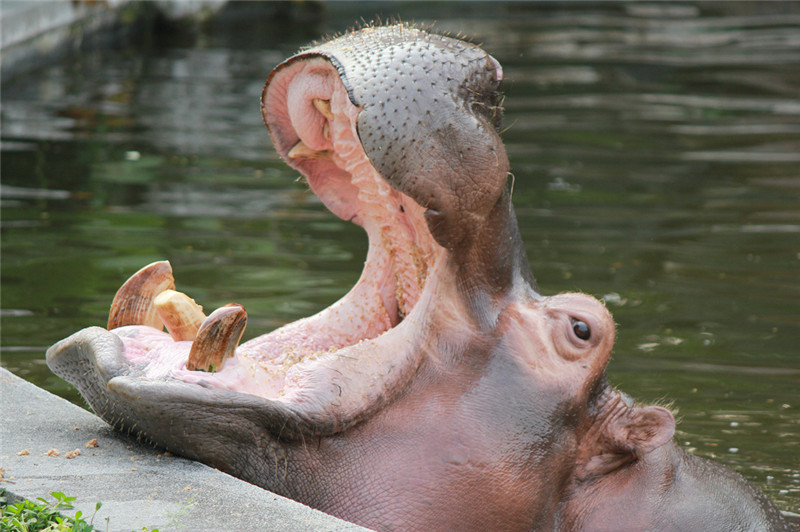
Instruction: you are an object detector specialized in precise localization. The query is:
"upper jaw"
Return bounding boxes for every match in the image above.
[263,26,534,300]
[263,51,447,323]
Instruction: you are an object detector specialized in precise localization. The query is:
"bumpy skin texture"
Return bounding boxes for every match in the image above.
[299,26,510,252]
[47,25,791,532]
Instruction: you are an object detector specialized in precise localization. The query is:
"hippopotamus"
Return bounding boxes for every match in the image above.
[47,24,792,531]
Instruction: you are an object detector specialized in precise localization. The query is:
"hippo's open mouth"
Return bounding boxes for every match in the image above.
[69,61,447,411]
[48,23,515,439]
[49,20,522,435]
[48,26,512,429]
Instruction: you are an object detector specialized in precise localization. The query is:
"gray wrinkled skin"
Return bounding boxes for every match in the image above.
[321,26,505,222]
[48,25,792,532]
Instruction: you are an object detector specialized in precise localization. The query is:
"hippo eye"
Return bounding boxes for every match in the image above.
[570,318,591,341]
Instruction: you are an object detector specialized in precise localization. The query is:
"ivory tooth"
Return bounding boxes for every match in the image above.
[322,121,330,140]
[287,140,332,161]
[187,304,247,372]
[312,98,334,121]
[108,261,175,330]
[154,290,206,341]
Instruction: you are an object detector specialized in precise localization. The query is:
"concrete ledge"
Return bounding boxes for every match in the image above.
[0,0,227,80]
[1,0,128,80]
[0,368,369,531]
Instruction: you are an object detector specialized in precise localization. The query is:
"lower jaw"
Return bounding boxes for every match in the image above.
[113,239,445,401]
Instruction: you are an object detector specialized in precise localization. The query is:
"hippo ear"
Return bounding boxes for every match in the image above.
[579,405,675,479]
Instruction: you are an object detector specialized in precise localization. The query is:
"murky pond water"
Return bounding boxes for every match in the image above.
[2,1,798,512]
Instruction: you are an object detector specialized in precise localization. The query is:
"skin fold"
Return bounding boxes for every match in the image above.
[47,24,792,532]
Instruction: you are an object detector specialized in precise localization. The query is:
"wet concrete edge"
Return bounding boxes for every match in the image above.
[0,368,370,531]
[0,0,225,81]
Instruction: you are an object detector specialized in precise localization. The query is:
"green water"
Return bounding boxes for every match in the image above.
[2,1,798,512]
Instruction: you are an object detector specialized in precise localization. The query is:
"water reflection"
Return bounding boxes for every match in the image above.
[1,1,798,511]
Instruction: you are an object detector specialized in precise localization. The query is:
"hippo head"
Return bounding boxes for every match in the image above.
[48,25,787,532]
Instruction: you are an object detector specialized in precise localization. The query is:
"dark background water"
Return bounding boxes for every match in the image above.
[2,1,798,512]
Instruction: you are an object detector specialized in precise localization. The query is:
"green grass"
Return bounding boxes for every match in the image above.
[0,490,106,532]
[0,490,159,532]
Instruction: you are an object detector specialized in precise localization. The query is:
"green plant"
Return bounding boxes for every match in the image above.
[0,489,101,532]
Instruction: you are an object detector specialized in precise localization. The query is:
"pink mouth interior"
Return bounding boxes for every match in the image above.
[113,58,443,401]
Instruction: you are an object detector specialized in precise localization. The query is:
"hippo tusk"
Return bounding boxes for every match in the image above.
[186,304,247,372]
[312,98,334,121]
[287,140,332,161]
[154,289,206,341]
[108,261,175,330]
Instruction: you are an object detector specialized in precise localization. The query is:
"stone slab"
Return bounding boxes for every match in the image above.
[0,368,369,531]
